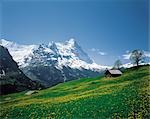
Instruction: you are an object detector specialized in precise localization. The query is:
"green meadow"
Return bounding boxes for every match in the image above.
[0,65,149,119]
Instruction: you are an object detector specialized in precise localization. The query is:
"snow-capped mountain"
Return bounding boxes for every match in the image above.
[0,39,107,87]
[0,39,37,67]
[122,62,150,68]
[0,39,107,70]
[0,45,43,94]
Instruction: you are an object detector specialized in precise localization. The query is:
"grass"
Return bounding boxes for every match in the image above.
[0,65,149,119]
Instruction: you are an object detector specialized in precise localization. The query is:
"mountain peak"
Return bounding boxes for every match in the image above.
[68,38,76,43]
[66,38,77,46]
[0,39,102,68]
[0,39,14,46]
[48,41,54,47]
[0,39,21,50]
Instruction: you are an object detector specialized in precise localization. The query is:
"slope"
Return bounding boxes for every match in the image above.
[0,46,43,95]
[0,65,149,118]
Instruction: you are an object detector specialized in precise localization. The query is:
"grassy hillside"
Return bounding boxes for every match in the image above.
[0,65,149,119]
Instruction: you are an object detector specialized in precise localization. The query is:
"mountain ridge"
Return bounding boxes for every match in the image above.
[0,45,43,95]
[0,39,108,87]
[0,39,109,70]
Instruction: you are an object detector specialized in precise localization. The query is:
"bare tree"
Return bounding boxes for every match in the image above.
[130,50,144,66]
[114,60,122,69]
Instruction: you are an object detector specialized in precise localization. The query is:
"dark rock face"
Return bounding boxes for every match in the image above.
[0,46,43,95]
[0,46,19,72]
[22,65,101,88]
[22,65,64,88]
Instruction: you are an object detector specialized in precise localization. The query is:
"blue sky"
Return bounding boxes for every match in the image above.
[1,0,149,65]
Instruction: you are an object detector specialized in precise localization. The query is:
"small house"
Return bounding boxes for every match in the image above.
[105,69,122,77]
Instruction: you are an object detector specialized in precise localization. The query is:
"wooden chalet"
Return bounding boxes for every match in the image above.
[105,69,122,77]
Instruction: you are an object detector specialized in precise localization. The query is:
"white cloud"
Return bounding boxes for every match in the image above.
[90,48,107,56]
[122,53,131,59]
[144,51,150,57]
[98,51,106,55]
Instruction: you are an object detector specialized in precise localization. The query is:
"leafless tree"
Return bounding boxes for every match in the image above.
[130,50,144,66]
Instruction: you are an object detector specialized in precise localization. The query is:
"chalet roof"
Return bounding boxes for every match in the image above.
[106,69,122,75]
